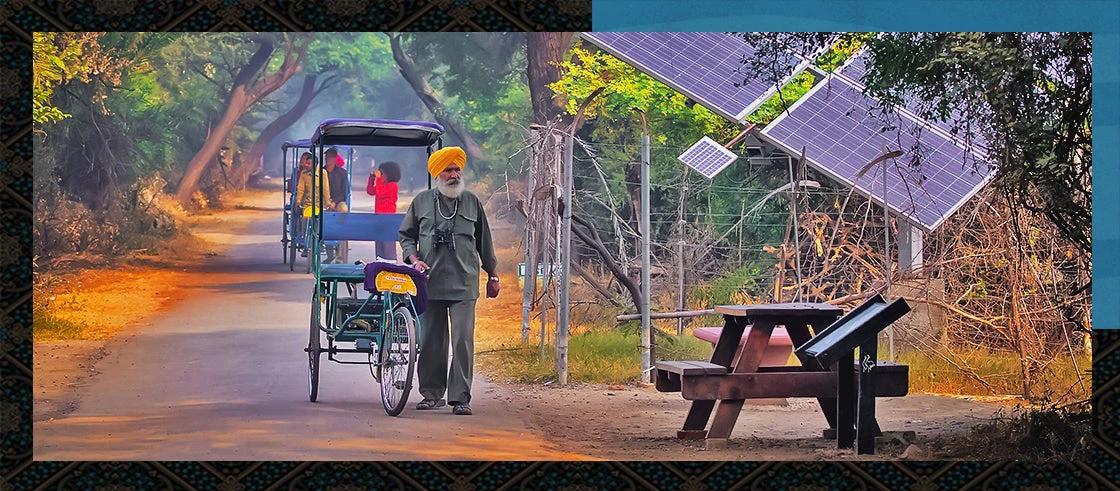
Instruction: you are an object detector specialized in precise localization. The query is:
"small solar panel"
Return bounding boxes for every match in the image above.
[760,76,992,232]
[581,32,811,123]
[678,136,738,179]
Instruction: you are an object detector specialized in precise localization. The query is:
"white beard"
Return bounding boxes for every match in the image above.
[436,175,465,199]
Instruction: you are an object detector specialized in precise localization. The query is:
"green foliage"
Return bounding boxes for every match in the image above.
[546,41,798,284]
[744,71,814,126]
[32,32,86,125]
[813,33,872,73]
[862,33,1092,255]
[398,33,531,177]
[551,43,734,142]
[689,260,775,307]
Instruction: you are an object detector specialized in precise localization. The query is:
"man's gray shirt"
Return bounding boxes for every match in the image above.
[399,189,497,301]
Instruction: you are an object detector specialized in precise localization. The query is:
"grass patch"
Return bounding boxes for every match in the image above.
[480,327,714,385]
[894,344,1091,403]
[33,304,88,341]
[480,326,1089,405]
[33,274,88,341]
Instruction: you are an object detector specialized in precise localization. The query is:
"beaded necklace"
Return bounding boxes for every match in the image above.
[436,192,459,220]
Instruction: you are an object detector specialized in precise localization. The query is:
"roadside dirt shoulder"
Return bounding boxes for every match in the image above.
[498,381,1007,460]
[33,190,275,422]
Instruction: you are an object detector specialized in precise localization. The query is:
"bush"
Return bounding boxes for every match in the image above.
[954,404,1091,461]
[33,172,185,263]
[33,186,122,260]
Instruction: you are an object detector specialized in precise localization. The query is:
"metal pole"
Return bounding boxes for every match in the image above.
[522,129,539,345]
[676,170,688,336]
[787,155,803,302]
[882,146,894,362]
[640,132,652,384]
[557,132,574,385]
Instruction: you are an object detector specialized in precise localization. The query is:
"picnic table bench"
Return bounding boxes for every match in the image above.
[692,326,794,405]
[655,295,911,454]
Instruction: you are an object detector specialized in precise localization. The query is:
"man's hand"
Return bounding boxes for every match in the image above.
[486,276,500,298]
[411,259,431,274]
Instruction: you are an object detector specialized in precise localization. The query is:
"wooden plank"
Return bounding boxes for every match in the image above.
[655,360,726,376]
[801,297,912,368]
[715,302,844,318]
[655,369,681,393]
[707,319,777,440]
[709,316,748,368]
[677,369,909,400]
[857,340,878,454]
[731,320,775,374]
[680,400,716,433]
[836,350,855,449]
[681,372,835,400]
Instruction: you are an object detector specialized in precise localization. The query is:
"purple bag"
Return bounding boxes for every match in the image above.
[363,261,428,315]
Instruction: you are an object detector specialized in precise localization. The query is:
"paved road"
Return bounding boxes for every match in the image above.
[34,189,588,461]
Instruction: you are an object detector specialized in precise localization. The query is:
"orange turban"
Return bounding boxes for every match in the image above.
[428,147,467,178]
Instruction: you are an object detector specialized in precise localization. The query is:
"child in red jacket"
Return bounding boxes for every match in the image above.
[366,160,402,260]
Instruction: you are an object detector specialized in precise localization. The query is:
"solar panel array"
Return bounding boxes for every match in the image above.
[761,76,992,231]
[678,136,739,179]
[581,32,809,123]
[580,33,993,231]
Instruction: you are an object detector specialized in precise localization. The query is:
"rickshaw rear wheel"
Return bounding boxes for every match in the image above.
[308,305,322,402]
[289,239,297,272]
[378,305,416,416]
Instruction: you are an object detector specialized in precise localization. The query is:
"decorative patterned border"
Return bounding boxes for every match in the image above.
[1,1,1114,489]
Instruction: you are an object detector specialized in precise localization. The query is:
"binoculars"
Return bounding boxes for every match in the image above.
[433,229,456,251]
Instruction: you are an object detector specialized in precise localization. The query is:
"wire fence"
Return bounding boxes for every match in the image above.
[508,134,1090,399]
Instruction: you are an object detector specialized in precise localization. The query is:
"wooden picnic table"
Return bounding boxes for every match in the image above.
[654,302,909,447]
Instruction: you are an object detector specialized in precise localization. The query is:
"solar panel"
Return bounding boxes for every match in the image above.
[678,136,739,179]
[581,32,811,123]
[760,76,993,232]
[836,52,990,156]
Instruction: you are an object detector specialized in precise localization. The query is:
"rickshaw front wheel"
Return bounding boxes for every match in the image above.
[378,305,416,416]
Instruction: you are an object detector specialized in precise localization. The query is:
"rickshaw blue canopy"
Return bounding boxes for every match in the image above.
[310,119,444,148]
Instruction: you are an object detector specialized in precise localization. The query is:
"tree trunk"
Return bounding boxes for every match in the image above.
[388,34,485,164]
[527,32,573,126]
[572,213,642,310]
[176,34,310,204]
[234,74,325,186]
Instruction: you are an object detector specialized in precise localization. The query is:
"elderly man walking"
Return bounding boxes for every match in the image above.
[399,146,499,416]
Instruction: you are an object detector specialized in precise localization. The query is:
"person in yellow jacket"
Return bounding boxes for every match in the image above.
[399,147,499,416]
[294,152,331,256]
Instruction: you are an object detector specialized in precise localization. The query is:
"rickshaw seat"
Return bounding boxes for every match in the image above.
[319,264,366,282]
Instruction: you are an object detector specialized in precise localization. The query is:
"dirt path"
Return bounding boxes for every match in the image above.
[34,186,1009,460]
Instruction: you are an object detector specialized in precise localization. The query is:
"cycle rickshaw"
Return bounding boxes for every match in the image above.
[284,140,355,272]
[303,118,443,416]
[280,139,310,266]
